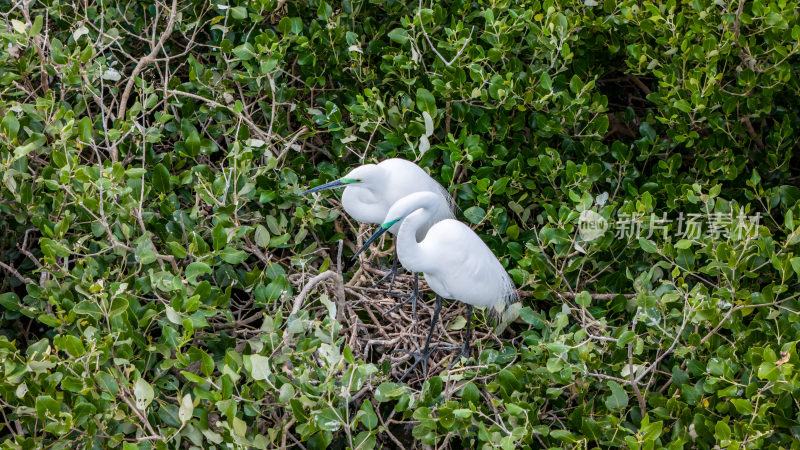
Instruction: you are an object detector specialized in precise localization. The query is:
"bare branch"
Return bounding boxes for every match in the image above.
[116,0,179,128]
[417,0,473,67]
[0,261,36,285]
[164,88,275,143]
[290,270,345,317]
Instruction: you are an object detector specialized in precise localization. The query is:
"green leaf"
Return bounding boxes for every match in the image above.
[31,15,43,36]
[314,408,342,432]
[791,257,800,279]
[519,307,545,328]
[540,72,552,90]
[639,122,657,140]
[125,168,146,178]
[269,233,291,248]
[569,75,584,94]
[673,99,691,113]
[232,43,255,61]
[0,293,20,311]
[359,400,378,430]
[96,372,119,394]
[109,297,129,318]
[62,335,85,357]
[184,130,201,157]
[36,396,61,419]
[186,262,212,282]
[73,301,102,317]
[638,237,658,254]
[62,376,84,392]
[212,223,227,251]
[279,383,295,403]
[463,206,486,224]
[152,163,171,193]
[374,382,406,402]
[715,420,731,441]
[387,28,409,43]
[77,116,93,143]
[254,224,270,248]
[232,416,247,436]
[179,394,193,424]
[2,113,20,141]
[248,354,271,381]
[415,88,437,116]
[461,382,480,404]
[134,378,155,410]
[230,6,247,19]
[730,398,753,415]
[604,381,628,410]
[219,248,247,264]
[575,291,591,307]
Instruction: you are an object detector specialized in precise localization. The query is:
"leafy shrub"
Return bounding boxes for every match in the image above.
[2,0,800,448]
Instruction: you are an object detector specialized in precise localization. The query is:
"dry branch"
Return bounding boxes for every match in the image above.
[163,89,278,144]
[116,0,179,127]
[291,270,345,317]
[0,261,36,285]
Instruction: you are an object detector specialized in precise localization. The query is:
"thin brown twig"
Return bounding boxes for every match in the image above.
[164,88,272,142]
[0,261,36,285]
[290,270,345,317]
[116,0,179,125]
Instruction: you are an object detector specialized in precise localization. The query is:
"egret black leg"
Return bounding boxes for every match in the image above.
[422,294,442,352]
[447,305,473,370]
[369,248,401,294]
[462,305,473,357]
[412,273,418,318]
[383,273,419,320]
[399,295,442,381]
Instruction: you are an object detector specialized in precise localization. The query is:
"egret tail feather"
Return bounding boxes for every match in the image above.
[489,284,521,333]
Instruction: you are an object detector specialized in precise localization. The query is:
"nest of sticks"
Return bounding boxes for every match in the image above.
[286,223,514,385]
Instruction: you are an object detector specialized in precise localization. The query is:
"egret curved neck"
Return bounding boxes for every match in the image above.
[396,209,435,273]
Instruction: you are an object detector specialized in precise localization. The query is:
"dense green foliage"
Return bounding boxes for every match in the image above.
[2,0,800,448]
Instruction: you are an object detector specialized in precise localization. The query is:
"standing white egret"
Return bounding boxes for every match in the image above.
[302,158,455,314]
[352,192,521,378]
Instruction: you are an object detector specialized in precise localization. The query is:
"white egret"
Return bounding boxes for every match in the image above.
[302,158,455,314]
[352,192,521,378]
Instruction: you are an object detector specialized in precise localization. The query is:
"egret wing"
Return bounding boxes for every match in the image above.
[421,220,517,312]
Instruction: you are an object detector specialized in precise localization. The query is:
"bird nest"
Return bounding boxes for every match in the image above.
[284,226,513,386]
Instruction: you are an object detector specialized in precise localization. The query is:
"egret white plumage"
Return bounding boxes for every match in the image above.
[352,192,521,378]
[302,158,455,313]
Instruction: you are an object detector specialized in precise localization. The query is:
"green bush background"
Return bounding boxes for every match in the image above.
[2,0,800,448]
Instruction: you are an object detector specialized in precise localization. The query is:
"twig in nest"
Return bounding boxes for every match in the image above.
[290,270,345,320]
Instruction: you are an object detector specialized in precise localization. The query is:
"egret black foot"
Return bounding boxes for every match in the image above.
[383,293,418,318]
[398,348,434,381]
[445,344,472,370]
[397,344,464,381]
[368,266,400,293]
[382,273,420,320]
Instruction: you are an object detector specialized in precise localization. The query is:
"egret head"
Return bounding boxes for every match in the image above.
[301,164,381,195]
